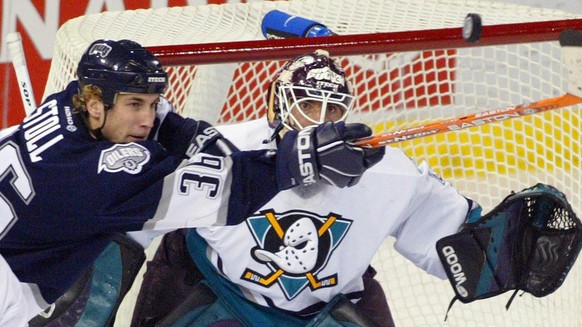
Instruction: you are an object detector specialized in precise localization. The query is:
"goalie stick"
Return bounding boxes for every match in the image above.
[354,29,582,148]
[353,93,582,148]
[6,32,37,115]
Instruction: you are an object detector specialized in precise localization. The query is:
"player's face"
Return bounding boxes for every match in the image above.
[100,93,159,143]
[289,99,345,130]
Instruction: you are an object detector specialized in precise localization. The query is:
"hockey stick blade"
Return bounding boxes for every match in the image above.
[354,93,582,148]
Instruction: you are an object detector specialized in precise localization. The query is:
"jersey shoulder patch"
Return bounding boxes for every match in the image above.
[98,143,151,174]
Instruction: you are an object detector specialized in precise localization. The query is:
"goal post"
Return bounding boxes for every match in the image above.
[46,1,582,326]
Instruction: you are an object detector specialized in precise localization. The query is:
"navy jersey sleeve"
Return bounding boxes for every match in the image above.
[227,150,278,222]
[155,109,197,158]
[0,82,280,237]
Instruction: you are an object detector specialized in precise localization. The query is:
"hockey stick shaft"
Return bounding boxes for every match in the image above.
[6,32,37,115]
[354,93,582,148]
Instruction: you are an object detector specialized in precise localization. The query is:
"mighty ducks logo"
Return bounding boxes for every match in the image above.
[98,143,151,174]
[242,209,352,300]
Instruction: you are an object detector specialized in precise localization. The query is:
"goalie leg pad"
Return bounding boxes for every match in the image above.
[29,233,145,327]
[28,269,92,327]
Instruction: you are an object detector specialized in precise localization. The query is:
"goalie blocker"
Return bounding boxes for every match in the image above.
[436,183,582,313]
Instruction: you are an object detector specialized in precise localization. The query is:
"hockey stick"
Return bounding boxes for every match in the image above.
[353,93,582,148]
[355,29,582,148]
[6,32,37,115]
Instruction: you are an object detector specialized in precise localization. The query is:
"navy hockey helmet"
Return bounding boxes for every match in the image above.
[267,49,354,131]
[77,39,168,109]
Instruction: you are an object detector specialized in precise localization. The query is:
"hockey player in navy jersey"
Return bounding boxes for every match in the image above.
[128,50,475,327]
[0,40,384,326]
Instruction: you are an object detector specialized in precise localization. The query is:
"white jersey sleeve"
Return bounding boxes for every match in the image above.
[389,160,470,279]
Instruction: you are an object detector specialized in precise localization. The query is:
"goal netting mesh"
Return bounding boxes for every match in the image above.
[46,0,582,326]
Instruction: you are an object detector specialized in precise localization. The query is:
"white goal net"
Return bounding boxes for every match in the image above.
[46,0,582,326]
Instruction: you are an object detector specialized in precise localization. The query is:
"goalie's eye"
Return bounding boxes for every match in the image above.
[298,100,317,113]
[326,104,346,121]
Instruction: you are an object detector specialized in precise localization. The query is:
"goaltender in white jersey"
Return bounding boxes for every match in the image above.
[197,117,473,312]
[131,50,478,327]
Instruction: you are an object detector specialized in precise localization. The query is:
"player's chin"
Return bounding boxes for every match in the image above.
[127,135,148,142]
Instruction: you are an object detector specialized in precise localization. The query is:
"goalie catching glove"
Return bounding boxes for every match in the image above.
[436,183,582,312]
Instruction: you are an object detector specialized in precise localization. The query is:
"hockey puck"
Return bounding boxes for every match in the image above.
[463,13,482,43]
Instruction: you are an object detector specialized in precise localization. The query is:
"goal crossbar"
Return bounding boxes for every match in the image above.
[148,18,582,65]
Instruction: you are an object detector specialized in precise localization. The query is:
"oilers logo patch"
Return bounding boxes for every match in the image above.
[242,209,352,300]
[98,143,151,174]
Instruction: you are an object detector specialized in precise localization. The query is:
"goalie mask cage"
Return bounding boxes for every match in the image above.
[46,0,582,326]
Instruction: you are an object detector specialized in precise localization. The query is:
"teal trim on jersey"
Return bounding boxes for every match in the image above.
[184,230,364,327]
[186,230,307,326]
[77,242,122,325]
[465,203,483,224]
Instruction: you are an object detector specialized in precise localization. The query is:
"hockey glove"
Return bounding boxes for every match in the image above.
[436,183,582,311]
[156,113,238,158]
[182,120,238,158]
[277,121,385,190]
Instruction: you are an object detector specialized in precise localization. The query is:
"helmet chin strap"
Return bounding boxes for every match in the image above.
[90,109,109,140]
[263,112,313,144]
[262,121,285,144]
[89,94,116,140]
[79,104,110,140]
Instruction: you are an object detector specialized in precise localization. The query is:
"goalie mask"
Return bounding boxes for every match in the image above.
[77,39,168,110]
[267,50,355,132]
